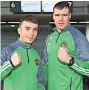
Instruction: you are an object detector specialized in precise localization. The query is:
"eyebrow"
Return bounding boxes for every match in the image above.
[25,27,38,29]
[25,27,30,29]
[55,13,68,15]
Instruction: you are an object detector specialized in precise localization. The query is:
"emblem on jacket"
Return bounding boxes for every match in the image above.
[35,59,39,65]
[61,42,67,48]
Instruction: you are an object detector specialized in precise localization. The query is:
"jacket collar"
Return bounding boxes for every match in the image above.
[16,39,32,49]
[53,24,70,34]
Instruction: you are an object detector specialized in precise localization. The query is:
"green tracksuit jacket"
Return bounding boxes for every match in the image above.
[0,39,45,90]
[42,25,89,90]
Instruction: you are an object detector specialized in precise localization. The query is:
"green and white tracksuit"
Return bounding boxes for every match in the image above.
[42,25,89,90]
[0,39,45,90]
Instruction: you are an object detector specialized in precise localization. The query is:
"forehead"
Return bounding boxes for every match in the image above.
[20,21,38,28]
[53,7,70,14]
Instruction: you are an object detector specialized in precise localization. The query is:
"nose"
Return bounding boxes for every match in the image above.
[29,29,34,36]
[59,15,63,21]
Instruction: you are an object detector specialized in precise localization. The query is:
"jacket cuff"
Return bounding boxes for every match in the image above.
[9,60,15,67]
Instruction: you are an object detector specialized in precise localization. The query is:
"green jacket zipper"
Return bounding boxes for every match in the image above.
[26,49,29,63]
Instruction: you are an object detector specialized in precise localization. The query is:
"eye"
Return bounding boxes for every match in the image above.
[34,29,38,31]
[62,14,69,16]
[26,28,29,30]
[25,27,30,31]
[25,28,30,31]
[55,14,60,16]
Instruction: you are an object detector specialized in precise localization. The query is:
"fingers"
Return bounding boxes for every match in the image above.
[18,53,21,60]
[58,46,71,64]
[58,47,67,53]
[11,51,22,66]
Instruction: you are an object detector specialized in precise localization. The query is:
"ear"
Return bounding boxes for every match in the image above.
[53,14,55,21]
[69,13,71,20]
[17,28,21,35]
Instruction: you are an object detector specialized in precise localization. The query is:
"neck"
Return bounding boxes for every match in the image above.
[18,38,31,45]
[56,24,70,33]
[56,28,62,33]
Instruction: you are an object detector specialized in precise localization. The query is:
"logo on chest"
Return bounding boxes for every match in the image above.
[35,59,39,65]
[60,42,68,48]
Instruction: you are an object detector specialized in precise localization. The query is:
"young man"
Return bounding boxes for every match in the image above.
[42,1,89,90]
[0,16,45,90]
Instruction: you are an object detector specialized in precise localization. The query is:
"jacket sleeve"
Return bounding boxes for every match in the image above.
[0,48,14,80]
[37,47,48,90]
[37,58,45,90]
[42,47,48,87]
[70,37,89,77]
[71,59,89,76]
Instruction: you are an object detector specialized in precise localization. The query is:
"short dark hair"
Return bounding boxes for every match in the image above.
[19,15,38,27]
[53,1,72,13]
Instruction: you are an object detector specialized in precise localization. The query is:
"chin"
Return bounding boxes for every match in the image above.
[28,41,33,44]
[57,26,64,30]
[30,41,34,44]
[25,41,32,44]
[58,27,64,30]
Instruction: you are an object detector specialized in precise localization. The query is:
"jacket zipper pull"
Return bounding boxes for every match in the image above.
[26,49,29,63]
[56,33,60,43]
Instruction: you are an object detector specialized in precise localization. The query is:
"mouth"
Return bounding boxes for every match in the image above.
[27,37,34,40]
[58,23,64,26]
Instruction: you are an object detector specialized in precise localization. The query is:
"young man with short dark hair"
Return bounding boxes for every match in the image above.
[1,16,45,90]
